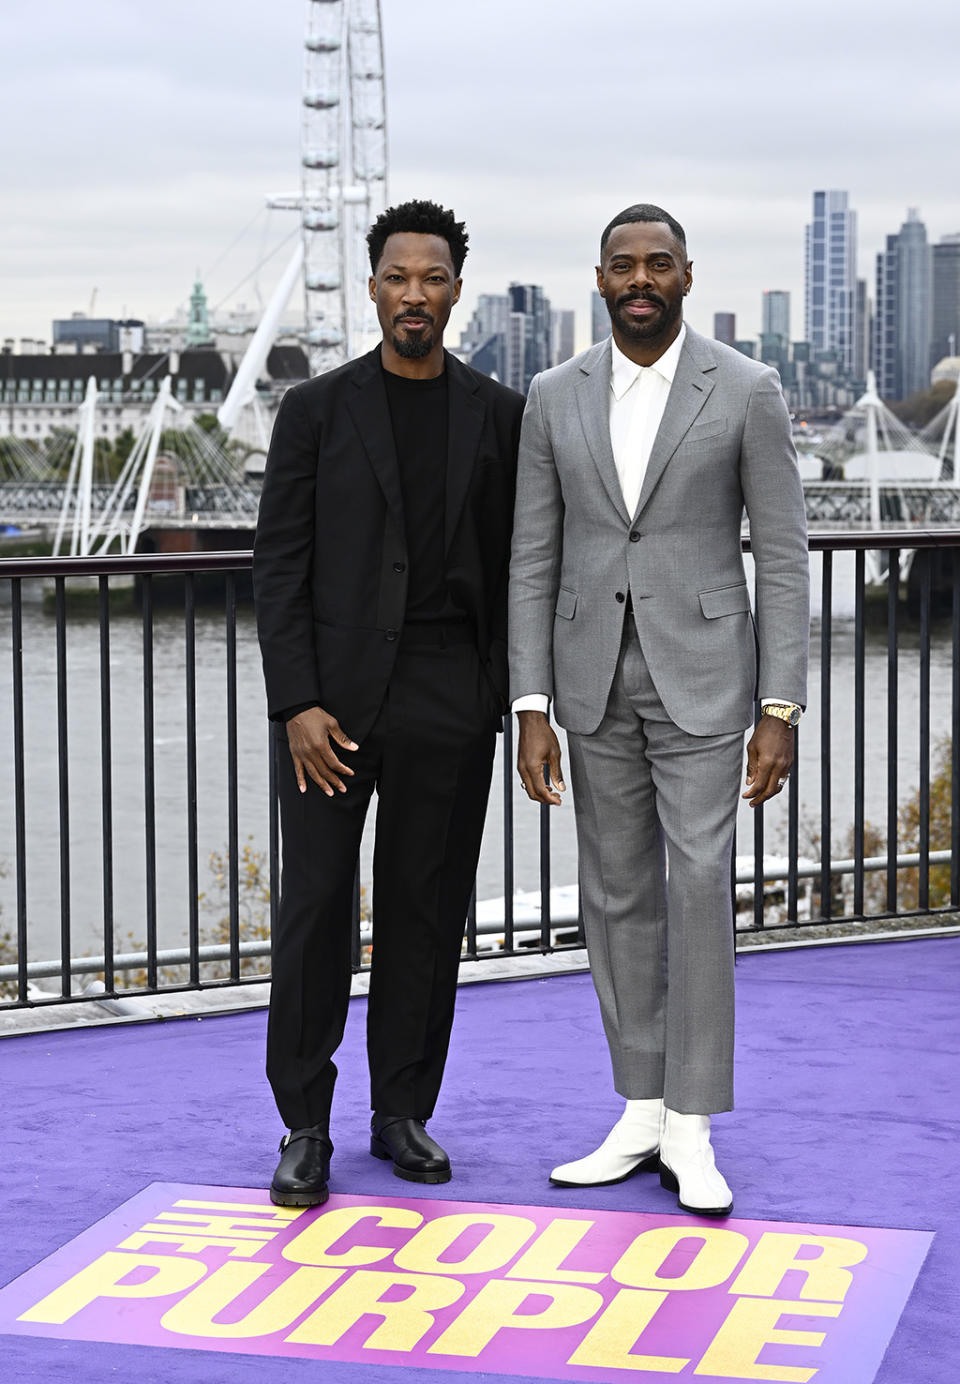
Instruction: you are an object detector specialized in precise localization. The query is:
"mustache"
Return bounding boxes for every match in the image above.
[616,292,666,311]
[394,311,435,325]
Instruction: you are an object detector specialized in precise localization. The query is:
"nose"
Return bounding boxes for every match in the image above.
[402,279,427,306]
[626,264,654,293]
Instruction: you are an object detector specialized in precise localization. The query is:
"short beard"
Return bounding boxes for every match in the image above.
[609,293,682,343]
[391,329,434,359]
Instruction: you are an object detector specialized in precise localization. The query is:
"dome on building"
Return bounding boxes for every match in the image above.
[931,356,960,386]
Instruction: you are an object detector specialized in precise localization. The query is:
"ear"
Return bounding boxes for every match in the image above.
[595,265,605,297]
[683,260,693,296]
[368,274,377,303]
[452,277,462,306]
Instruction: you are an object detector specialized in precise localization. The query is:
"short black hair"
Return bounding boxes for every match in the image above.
[600,204,687,258]
[367,200,469,276]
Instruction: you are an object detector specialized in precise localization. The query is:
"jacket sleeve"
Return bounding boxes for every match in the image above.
[739,368,810,707]
[253,386,322,720]
[507,374,564,703]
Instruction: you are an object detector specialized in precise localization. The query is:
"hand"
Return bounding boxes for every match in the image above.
[742,715,794,808]
[517,710,566,807]
[287,706,358,796]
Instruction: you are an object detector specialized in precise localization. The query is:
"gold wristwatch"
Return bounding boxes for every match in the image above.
[761,702,802,728]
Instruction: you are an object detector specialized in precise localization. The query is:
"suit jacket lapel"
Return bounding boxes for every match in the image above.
[575,338,631,526]
[444,352,485,553]
[345,346,404,529]
[634,328,717,520]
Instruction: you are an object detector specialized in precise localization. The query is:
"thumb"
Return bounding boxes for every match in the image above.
[329,720,359,752]
[550,745,566,792]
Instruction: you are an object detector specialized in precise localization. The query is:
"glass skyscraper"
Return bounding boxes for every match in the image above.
[804,190,857,377]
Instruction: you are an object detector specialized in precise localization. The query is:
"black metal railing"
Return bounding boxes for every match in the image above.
[738,531,958,938]
[1,530,958,1012]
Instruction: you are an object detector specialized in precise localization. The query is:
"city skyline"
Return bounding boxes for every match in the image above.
[3,0,960,350]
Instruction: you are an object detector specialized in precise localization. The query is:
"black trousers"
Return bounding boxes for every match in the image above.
[267,636,499,1130]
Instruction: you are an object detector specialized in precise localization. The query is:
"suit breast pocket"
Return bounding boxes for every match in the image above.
[686,417,728,444]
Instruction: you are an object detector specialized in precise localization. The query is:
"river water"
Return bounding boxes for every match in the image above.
[0,553,955,965]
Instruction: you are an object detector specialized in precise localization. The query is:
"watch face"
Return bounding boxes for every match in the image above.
[788,706,801,726]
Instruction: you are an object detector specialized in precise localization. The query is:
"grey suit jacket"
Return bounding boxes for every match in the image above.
[508,326,809,737]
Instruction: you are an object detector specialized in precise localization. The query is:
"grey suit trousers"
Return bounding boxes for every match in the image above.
[566,617,744,1114]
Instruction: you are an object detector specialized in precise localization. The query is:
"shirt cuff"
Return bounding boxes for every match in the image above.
[512,694,550,714]
[760,698,798,708]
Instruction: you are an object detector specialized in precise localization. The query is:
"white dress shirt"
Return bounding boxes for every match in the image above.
[512,324,794,717]
[609,323,686,518]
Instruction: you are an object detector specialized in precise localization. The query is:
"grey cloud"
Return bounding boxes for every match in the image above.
[2,0,958,346]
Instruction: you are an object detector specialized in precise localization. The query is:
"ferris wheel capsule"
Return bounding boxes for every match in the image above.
[303,208,339,232]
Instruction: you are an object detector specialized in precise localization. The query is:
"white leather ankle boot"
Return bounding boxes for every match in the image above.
[550,1099,662,1187]
[658,1109,733,1216]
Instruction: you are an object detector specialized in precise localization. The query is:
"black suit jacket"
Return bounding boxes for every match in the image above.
[253,346,526,741]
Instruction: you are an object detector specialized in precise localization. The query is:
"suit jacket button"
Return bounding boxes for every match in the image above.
[385,629,398,641]
[393,561,406,572]
[615,591,626,603]
[629,531,641,543]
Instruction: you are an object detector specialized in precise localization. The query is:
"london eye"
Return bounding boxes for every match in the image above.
[301,0,388,373]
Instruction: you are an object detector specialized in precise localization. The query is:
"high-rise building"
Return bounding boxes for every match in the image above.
[897,210,933,398]
[591,290,609,344]
[874,208,933,400]
[551,309,575,366]
[460,286,557,392]
[874,233,898,399]
[805,190,857,377]
[713,313,736,347]
[458,294,510,379]
[854,279,869,385]
[507,283,552,394]
[932,233,960,366]
[761,292,790,344]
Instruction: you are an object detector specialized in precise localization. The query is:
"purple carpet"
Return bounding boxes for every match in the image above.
[1,936,957,1383]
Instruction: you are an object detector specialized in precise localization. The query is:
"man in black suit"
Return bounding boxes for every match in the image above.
[254,200,525,1206]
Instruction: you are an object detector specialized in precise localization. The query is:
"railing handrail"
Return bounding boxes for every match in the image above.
[802,529,960,552]
[0,551,254,578]
[3,529,960,580]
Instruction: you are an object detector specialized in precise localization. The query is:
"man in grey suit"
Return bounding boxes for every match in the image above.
[508,204,809,1215]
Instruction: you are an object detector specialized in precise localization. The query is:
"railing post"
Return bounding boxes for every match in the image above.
[853,549,866,917]
[886,549,900,915]
[11,578,28,1003]
[819,549,833,921]
[98,574,115,995]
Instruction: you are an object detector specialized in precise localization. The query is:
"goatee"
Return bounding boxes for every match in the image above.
[392,330,434,359]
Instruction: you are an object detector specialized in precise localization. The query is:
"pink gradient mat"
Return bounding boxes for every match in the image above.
[0,1182,932,1382]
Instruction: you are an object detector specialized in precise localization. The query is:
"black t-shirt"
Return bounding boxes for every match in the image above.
[382,367,463,622]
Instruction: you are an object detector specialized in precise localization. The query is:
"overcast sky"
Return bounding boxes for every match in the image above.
[2,0,959,352]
